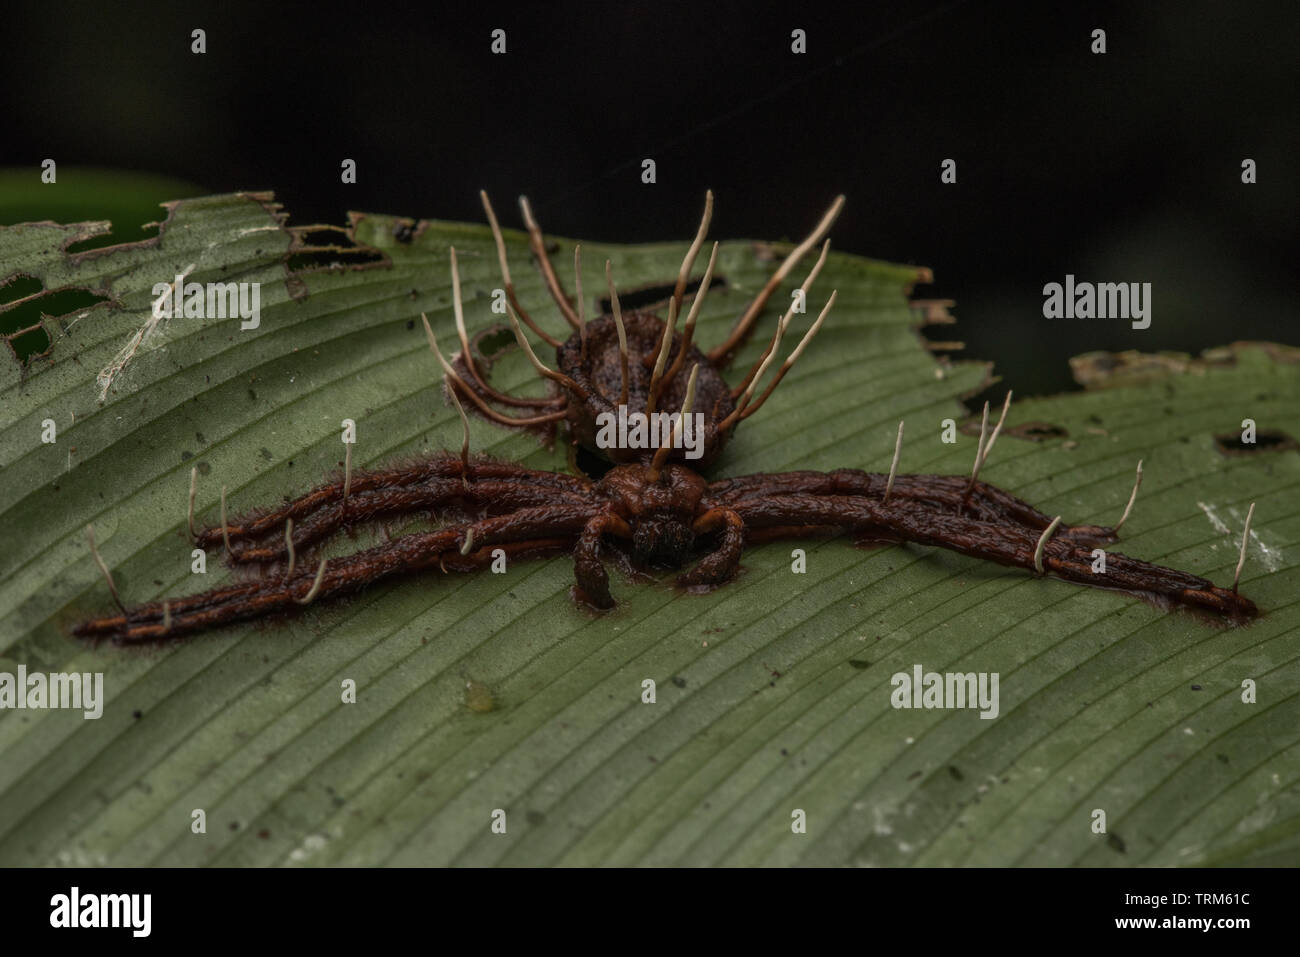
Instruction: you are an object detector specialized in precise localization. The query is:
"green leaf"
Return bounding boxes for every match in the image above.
[1,192,1296,866]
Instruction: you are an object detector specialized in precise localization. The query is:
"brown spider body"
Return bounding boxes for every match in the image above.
[73,191,1259,644]
[556,312,736,467]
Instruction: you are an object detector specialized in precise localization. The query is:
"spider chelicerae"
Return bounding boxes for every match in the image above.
[75,191,1258,643]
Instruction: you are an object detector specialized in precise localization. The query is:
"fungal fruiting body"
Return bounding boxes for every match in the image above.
[74,192,1257,643]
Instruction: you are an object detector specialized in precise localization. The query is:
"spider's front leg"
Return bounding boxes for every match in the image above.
[195,456,592,561]
[678,506,745,588]
[226,477,592,564]
[572,512,632,609]
[192,454,472,549]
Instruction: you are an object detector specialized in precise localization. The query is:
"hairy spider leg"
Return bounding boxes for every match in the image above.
[727,492,1256,620]
[194,454,590,550]
[575,498,746,607]
[678,506,746,588]
[224,477,595,564]
[76,504,599,643]
[707,470,1117,545]
[573,512,633,608]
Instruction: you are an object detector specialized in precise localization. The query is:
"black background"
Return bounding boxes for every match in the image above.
[7,865,1277,942]
[4,0,1297,401]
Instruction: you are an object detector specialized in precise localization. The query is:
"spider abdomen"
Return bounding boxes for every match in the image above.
[557,312,735,467]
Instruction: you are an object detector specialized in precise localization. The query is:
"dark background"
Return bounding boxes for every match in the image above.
[4,0,1297,400]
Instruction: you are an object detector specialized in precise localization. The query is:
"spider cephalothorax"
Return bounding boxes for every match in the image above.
[74,190,1259,644]
[602,463,706,568]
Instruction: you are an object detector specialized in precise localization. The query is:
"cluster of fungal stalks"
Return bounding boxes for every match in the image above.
[74,191,1258,643]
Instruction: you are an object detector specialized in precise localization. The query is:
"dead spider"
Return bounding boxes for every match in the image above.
[74,191,1259,643]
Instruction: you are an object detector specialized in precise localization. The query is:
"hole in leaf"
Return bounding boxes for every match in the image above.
[597,275,727,314]
[65,219,162,254]
[474,325,518,359]
[286,225,386,273]
[6,324,53,363]
[1214,429,1298,455]
[286,247,385,271]
[0,275,43,306]
[1005,421,1069,442]
[1,288,110,336]
[959,417,1067,441]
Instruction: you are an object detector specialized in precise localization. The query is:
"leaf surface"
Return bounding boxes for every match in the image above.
[1,193,1296,866]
